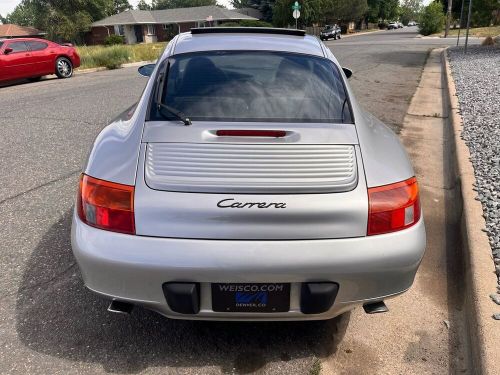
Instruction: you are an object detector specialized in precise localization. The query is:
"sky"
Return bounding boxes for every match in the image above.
[1,0,433,19]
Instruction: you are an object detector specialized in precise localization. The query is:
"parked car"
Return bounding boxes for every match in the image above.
[408,21,417,26]
[72,27,425,321]
[387,22,398,30]
[320,24,341,40]
[0,38,80,83]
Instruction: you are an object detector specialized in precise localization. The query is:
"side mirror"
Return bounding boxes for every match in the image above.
[342,67,353,79]
[138,63,155,77]
[4,47,13,55]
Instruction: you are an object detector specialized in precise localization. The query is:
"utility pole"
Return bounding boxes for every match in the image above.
[456,0,465,46]
[445,0,453,37]
[464,0,473,53]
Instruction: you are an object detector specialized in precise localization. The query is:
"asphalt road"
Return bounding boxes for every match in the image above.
[0,27,478,375]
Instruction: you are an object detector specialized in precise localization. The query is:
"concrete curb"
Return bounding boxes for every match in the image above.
[442,48,500,375]
[75,60,155,75]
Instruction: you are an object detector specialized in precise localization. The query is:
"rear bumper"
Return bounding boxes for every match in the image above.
[72,53,81,69]
[71,212,426,320]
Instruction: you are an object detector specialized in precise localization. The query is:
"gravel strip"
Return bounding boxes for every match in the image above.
[448,46,500,291]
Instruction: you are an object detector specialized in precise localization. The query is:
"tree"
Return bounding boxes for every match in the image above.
[399,0,423,25]
[230,0,249,8]
[4,0,110,43]
[153,0,217,9]
[367,0,399,22]
[110,0,133,14]
[246,0,276,23]
[137,0,152,9]
[324,0,368,23]
[273,0,324,27]
[419,1,445,35]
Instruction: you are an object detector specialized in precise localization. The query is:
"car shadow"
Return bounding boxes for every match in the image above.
[16,210,350,374]
[0,76,57,88]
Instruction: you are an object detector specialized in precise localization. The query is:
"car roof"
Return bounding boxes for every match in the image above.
[171,29,325,57]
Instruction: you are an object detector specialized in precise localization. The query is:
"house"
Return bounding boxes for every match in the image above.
[232,8,264,20]
[0,24,46,38]
[87,6,258,45]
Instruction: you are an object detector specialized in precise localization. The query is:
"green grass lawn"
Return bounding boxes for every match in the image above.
[76,42,167,70]
[433,25,500,37]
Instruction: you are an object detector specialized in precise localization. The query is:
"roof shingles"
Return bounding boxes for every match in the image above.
[92,6,256,27]
[0,24,45,38]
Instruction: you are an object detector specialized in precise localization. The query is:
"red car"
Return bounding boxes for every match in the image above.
[0,37,80,83]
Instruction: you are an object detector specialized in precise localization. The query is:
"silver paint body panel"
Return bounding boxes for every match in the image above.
[136,145,367,239]
[75,31,426,320]
[145,142,358,194]
[72,212,425,320]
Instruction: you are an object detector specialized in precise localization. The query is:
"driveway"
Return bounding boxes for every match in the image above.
[0,28,476,374]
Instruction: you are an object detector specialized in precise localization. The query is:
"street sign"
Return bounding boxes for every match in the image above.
[291,1,301,10]
[292,9,300,19]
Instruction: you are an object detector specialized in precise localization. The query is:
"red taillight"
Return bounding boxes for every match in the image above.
[77,174,135,235]
[368,177,420,236]
[216,130,286,137]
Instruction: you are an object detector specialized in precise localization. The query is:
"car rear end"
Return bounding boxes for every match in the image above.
[72,30,425,320]
[57,42,80,69]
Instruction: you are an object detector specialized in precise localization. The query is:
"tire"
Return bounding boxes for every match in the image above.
[55,57,73,79]
[28,76,42,82]
[338,33,341,39]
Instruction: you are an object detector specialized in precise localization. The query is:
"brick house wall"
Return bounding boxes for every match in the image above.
[155,24,168,42]
[179,22,196,32]
[85,26,113,45]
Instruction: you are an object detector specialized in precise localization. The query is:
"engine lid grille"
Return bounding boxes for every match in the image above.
[145,143,357,193]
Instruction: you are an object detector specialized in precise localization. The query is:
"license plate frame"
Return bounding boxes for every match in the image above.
[211,283,290,313]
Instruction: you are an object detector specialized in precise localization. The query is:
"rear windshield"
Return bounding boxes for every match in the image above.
[152,51,352,123]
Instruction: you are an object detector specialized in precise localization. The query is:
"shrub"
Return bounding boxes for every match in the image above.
[95,46,130,69]
[220,20,273,27]
[78,45,130,69]
[481,36,495,46]
[419,2,445,36]
[219,21,240,27]
[239,20,273,27]
[77,42,167,70]
[130,42,165,61]
[104,34,125,45]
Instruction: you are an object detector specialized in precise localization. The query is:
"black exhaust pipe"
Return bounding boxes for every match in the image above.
[107,300,134,315]
[363,301,388,314]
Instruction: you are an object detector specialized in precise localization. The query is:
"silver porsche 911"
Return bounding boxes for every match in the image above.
[71,28,426,320]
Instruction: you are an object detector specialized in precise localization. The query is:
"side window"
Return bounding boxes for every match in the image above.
[27,41,48,51]
[8,41,28,53]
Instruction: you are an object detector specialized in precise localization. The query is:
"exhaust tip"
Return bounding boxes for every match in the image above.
[107,300,134,315]
[363,301,388,314]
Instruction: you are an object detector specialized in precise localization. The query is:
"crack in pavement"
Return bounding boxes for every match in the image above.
[0,170,81,206]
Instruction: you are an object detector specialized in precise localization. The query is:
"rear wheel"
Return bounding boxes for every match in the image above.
[55,57,73,79]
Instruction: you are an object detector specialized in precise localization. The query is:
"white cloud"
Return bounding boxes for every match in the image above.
[0,0,21,17]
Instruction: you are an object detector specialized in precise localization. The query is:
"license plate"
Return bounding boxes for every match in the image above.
[212,283,290,313]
